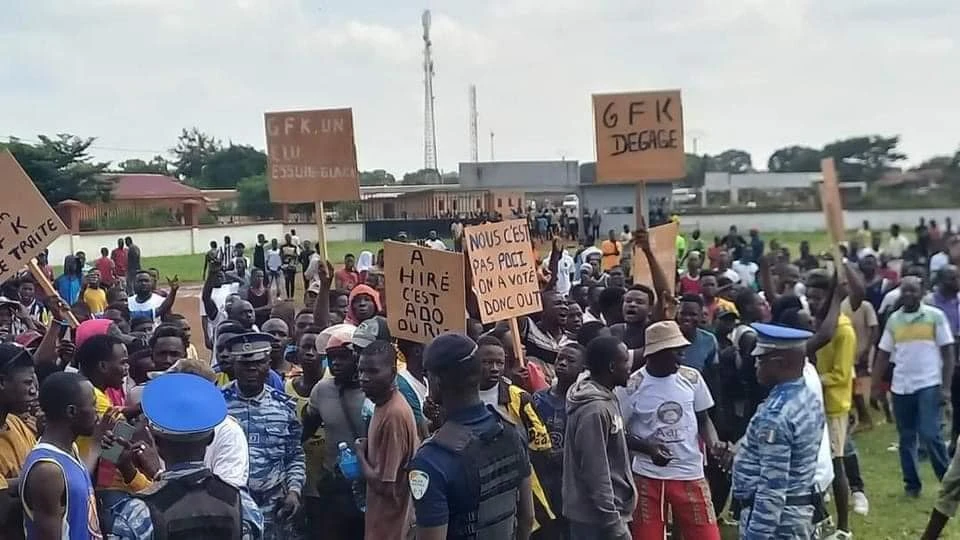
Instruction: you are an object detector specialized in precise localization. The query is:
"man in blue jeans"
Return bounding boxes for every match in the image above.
[873,276,955,496]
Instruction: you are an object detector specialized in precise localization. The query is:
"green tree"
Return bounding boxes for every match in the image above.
[707,149,753,173]
[915,156,953,171]
[2,135,114,204]
[235,175,275,218]
[359,169,397,186]
[821,135,906,182]
[767,145,821,173]
[171,127,222,182]
[116,155,171,175]
[328,201,361,221]
[199,145,267,188]
[402,169,440,185]
[680,153,707,187]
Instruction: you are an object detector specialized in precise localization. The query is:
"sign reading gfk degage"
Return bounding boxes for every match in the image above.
[464,219,542,324]
[265,108,360,203]
[384,241,465,344]
[0,151,68,283]
[593,90,684,183]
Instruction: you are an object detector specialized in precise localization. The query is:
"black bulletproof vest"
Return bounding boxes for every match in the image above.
[428,414,524,540]
[136,469,243,540]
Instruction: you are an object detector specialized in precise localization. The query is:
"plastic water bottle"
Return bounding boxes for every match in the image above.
[337,441,366,512]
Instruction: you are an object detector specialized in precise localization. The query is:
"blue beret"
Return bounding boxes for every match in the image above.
[143,373,226,440]
[423,332,478,372]
[750,323,813,356]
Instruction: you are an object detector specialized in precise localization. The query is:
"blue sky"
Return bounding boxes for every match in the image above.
[2,0,958,174]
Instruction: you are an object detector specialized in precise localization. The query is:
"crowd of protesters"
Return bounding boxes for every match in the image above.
[0,215,958,539]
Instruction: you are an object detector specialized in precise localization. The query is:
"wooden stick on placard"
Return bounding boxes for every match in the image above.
[27,259,79,328]
[636,183,648,230]
[508,317,526,367]
[314,201,329,261]
[819,158,848,284]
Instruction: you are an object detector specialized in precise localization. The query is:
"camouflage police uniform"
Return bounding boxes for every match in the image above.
[222,333,306,540]
[732,324,825,540]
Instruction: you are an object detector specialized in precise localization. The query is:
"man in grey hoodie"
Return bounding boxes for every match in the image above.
[562,336,637,540]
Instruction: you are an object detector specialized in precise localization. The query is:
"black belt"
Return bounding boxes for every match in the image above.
[737,494,816,508]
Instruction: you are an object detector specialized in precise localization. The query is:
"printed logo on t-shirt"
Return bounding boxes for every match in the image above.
[409,470,429,500]
[654,401,689,443]
[657,402,683,425]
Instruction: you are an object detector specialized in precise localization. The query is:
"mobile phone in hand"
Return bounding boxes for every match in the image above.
[101,421,137,464]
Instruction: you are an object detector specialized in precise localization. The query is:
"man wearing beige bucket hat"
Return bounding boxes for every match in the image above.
[618,320,723,540]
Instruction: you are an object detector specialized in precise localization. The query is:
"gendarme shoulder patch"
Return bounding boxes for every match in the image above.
[409,470,430,500]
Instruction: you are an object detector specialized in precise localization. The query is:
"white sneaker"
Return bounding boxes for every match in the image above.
[825,530,853,540]
[852,491,869,516]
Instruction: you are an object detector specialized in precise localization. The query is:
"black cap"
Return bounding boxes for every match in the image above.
[423,333,477,372]
[0,343,33,371]
[352,316,391,350]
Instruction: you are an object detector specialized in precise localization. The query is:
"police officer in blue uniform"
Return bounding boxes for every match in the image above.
[407,332,536,540]
[731,323,826,539]
[110,372,264,539]
[222,332,305,540]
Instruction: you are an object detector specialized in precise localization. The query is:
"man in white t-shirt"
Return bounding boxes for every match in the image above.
[617,321,722,539]
[732,247,759,288]
[424,230,447,251]
[203,281,240,344]
[715,251,741,284]
[127,270,177,327]
[543,250,576,297]
[874,276,955,497]
[885,224,910,259]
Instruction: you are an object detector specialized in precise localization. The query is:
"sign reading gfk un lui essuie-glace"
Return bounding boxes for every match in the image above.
[264,108,361,203]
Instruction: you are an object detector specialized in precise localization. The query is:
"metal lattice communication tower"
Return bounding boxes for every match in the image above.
[468,85,478,162]
[422,10,439,177]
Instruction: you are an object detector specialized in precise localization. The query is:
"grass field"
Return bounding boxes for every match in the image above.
[109,231,842,284]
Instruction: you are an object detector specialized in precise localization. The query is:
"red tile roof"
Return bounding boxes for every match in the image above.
[111,174,205,200]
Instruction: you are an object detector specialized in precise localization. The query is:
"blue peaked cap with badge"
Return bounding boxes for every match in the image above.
[222,332,276,362]
[750,322,813,356]
[142,373,227,441]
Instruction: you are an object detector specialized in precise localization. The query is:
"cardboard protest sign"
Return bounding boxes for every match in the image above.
[265,108,360,203]
[0,151,69,284]
[632,221,679,295]
[384,241,466,343]
[593,90,684,183]
[819,157,845,245]
[464,220,542,324]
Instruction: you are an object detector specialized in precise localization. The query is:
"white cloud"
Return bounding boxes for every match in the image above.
[2,0,958,176]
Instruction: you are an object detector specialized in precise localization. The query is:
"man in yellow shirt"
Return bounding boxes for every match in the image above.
[75,333,151,499]
[0,343,38,530]
[80,270,108,316]
[600,229,622,272]
[806,271,857,538]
